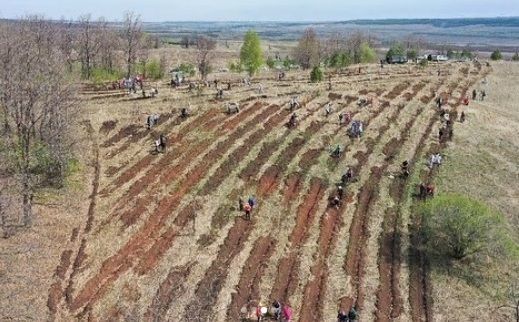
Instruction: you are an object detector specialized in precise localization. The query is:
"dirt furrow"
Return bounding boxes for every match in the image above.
[257,121,323,197]
[341,105,425,311]
[183,217,252,321]
[226,237,277,321]
[298,205,343,322]
[144,262,195,322]
[269,178,327,302]
[100,110,214,197]
[68,104,283,314]
[376,106,438,321]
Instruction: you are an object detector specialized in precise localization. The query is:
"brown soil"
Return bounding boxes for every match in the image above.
[183,217,252,321]
[375,207,403,321]
[220,101,264,131]
[144,263,195,321]
[258,166,283,197]
[269,178,326,302]
[257,121,321,197]
[69,102,285,312]
[200,108,289,195]
[341,166,383,311]
[133,202,198,275]
[101,124,142,148]
[240,139,282,181]
[226,237,277,321]
[99,120,118,135]
[100,155,154,195]
[299,204,344,322]
[55,250,73,280]
[385,82,411,100]
[283,173,303,206]
[328,92,343,100]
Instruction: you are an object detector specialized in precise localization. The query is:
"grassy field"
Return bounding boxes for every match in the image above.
[0,55,517,321]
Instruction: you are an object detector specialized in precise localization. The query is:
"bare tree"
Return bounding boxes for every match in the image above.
[0,17,77,227]
[57,19,77,73]
[137,34,156,78]
[196,36,217,80]
[97,17,119,73]
[294,28,321,70]
[78,14,102,79]
[122,12,143,78]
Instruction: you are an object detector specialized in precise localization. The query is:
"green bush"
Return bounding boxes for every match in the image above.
[386,43,406,62]
[419,194,508,261]
[91,68,124,85]
[266,57,276,69]
[283,56,296,70]
[490,49,503,61]
[360,42,378,63]
[310,66,323,82]
[228,61,243,73]
[136,59,165,80]
[30,142,69,187]
[512,52,519,61]
[178,63,196,77]
[407,49,418,61]
[326,52,352,69]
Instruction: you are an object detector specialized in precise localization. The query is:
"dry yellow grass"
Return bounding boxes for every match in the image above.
[2,49,511,322]
[431,61,519,322]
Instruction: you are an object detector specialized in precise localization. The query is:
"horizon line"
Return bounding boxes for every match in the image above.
[1,15,519,24]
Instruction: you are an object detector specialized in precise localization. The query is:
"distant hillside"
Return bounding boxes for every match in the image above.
[143,17,519,51]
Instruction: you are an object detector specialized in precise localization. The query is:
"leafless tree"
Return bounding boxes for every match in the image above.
[57,19,77,73]
[196,36,216,80]
[78,14,102,79]
[97,17,119,73]
[122,11,143,78]
[0,17,77,227]
[294,28,321,70]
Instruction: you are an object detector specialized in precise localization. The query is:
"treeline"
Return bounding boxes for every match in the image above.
[49,12,163,82]
[0,13,159,232]
[0,17,79,230]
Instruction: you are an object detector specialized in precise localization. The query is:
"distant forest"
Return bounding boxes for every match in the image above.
[143,17,519,50]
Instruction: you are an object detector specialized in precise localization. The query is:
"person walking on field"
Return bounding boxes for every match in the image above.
[244,203,252,220]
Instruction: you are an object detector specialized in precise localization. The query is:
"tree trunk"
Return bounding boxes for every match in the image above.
[21,174,32,227]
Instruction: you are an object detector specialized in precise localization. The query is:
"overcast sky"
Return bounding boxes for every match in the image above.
[1,0,518,21]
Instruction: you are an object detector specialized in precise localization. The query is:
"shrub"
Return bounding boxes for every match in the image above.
[146,59,164,80]
[386,43,406,62]
[359,43,378,63]
[490,49,503,61]
[266,57,276,69]
[136,59,165,80]
[310,66,323,82]
[178,63,196,77]
[419,194,507,261]
[407,49,418,61]
[327,52,352,69]
[283,56,296,70]
[91,68,124,85]
[512,52,519,61]
[228,61,243,73]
